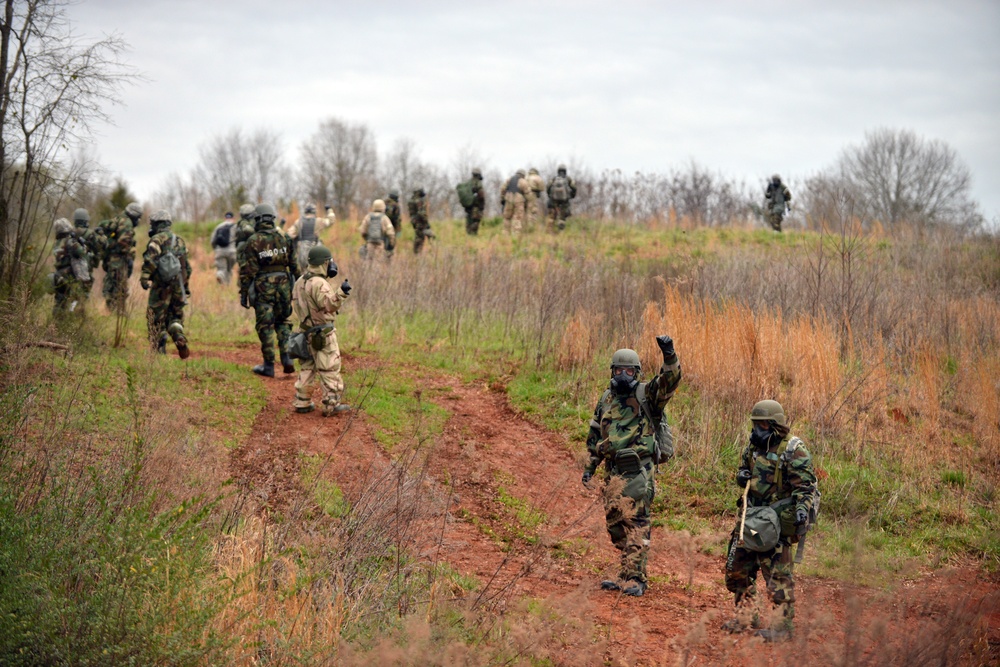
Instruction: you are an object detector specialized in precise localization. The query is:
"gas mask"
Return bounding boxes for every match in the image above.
[750,423,773,450]
[610,366,638,396]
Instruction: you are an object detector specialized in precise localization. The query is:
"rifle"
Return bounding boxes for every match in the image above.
[738,477,751,546]
[726,478,752,572]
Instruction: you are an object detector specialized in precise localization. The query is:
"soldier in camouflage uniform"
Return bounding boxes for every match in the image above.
[463,168,486,235]
[240,203,298,377]
[723,399,817,641]
[139,210,191,358]
[50,217,89,317]
[72,208,99,298]
[764,175,791,232]
[210,212,238,285]
[385,189,402,237]
[287,202,334,269]
[408,187,433,254]
[546,164,577,232]
[97,202,143,313]
[234,204,257,267]
[292,245,352,416]
[500,169,529,236]
[583,336,682,597]
[525,167,545,231]
[357,199,396,260]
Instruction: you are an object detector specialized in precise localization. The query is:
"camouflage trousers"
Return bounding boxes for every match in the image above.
[293,329,344,412]
[546,202,571,232]
[766,209,784,232]
[503,197,526,236]
[465,206,483,235]
[725,530,796,616]
[252,274,293,365]
[214,248,237,285]
[412,220,431,254]
[102,256,133,313]
[603,474,653,584]
[53,277,86,317]
[526,193,544,231]
[146,283,187,352]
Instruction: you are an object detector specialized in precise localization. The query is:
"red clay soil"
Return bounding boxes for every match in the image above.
[205,344,999,666]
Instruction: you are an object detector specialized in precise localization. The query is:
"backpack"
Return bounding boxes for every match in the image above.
[456,180,476,209]
[156,233,182,281]
[635,383,674,465]
[213,223,232,248]
[550,176,570,203]
[771,437,821,535]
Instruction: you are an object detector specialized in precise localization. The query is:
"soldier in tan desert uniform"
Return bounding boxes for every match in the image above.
[357,199,396,260]
[287,202,335,269]
[500,169,530,236]
[291,245,352,416]
[526,167,545,230]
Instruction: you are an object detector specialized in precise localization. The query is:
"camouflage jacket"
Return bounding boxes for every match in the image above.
[408,195,428,226]
[141,230,191,289]
[240,222,298,297]
[53,233,87,278]
[526,173,545,196]
[287,214,333,241]
[500,175,530,204]
[385,199,401,228]
[235,218,256,265]
[765,183,791,205]
[585,354,682,476]
[76,226,102,270]
[292,267,349,330]
[546,175,578,200]
[739,433,816,514]
[97,215,137,264]
[357,212,396,242]
[470,177,486,208]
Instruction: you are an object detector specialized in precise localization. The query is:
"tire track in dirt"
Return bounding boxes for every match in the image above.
[204,344,999,665]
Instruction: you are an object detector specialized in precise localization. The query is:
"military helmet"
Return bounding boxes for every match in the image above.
[254,203,276,220]
[610,348,641,370]
[771,174,781,185]
[53,217,74,236]
[307,244,332,266]
[72,208,90,226]
[125,202,143,219]
[388,189,400,200]
[750,399,786,426]
[304,202,316,214]
[472,168,482,178]
[413,187,425,197]
[529,167,539,175]
[372,198,386,213]
[557,163,567,173]
[149,209,172,224]
[515,168,526,177]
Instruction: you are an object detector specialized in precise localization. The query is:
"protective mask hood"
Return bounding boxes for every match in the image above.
[610,374,637,397]
[750,424,773,449]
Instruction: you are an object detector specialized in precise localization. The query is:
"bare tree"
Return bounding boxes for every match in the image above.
[299,117,377,219]
[836,128,982,230]
[195,126,284,217]
[152,171,209,223]
[0,0,136,291]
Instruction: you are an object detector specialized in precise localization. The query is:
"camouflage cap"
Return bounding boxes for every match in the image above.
[149,209,172,224]
[53,217,74,236]
[124,202,143,219]
[372,199,386,213]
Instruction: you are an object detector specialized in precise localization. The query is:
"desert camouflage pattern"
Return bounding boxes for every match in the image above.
[500,174,529,236]
[140,230,191,353]
[725,432,816,620]
[287,211,334,268]
[357,211,396,260]
[97,213,137,313]
[526,170,545,230]
[585,355,682,584]
[241,220,298,365]
[292,268,350,413]
[408,192,431,254]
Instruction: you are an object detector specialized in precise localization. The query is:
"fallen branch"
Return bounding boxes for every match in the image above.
[2,341,71,353]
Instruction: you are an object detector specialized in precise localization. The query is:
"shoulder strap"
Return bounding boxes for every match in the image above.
[773,438,795,491]
[635,382,657,427]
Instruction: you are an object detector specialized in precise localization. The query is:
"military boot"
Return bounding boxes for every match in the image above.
[177,343,190,360]
[321,402,350,417]
[252,362,275,377]
[295,404,315,414]
[156,333,168,355]
[280,351,295,374]
[622,580,646,597]
[600,580,621,592]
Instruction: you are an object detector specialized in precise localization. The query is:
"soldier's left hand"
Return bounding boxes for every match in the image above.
[794,508,809,526]
[340,279,352,295]
[655,335,675,357]
[140,278,150,290]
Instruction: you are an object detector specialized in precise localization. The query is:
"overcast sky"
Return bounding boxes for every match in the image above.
[67,0,1000,221]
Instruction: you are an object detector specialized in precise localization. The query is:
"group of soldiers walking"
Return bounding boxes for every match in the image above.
[455,164,578,237]
[584,338,817,642]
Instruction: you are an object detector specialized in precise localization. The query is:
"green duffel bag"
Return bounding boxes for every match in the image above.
[741,505,780,552]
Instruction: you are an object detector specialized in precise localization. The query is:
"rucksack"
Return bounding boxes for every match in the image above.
[156,233,182,281]
[635,383,674,465]
[213,223,232,248]
[771,437,821,534]
[456,180,476,209]
[550,176,570,203]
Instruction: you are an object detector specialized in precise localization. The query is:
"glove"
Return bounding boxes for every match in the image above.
[795,508,809,526]
[425,230,435,239]
[655,335,675,358]
[326,260,339,278]
[240,292,249,309]
[340,279,352,295]
[736,468,752,487]
[582,471,592,485]
[140,278,150,290]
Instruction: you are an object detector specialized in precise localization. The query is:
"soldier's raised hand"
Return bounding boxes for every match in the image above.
[655,335,675,358]
[340,279,352,295]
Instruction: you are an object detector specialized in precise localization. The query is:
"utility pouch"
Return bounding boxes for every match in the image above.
[286,332,313,361]
[310,325,331,351]
[614,448,643,476]
[247,282,256,307]
[771,497,797,538]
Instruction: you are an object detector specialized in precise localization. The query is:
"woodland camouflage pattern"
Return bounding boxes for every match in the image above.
[585,354,682,585]
[97,213,137,312]
[408,191,431,254]
[51,232,88,315]
[140,230,191,352]
[725,431,816,626]
[464,175,486,235]
[241,219,298,365]
[384,196,402,234]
